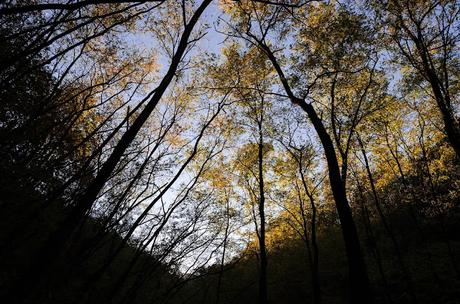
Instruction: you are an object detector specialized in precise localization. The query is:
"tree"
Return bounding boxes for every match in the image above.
[220,2,374,302]
[374,0,460,158]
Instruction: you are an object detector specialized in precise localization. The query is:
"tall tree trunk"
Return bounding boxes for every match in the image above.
[216,197,231,304]
[298,168,321,304]
[303,104,372,303]
[418,46,460,159]
[397,17,460,158]
[257,117,268,304]
[257,41,373,303]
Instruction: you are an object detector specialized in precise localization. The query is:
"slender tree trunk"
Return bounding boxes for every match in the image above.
[419,50,460,158]
[354,172,393,304]
[298,168,321,304]
[357,135,417,303]
[257,118,268,304]
[216,197,231,304]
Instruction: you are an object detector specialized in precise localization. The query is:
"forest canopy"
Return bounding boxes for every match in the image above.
[0,1,459,303]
